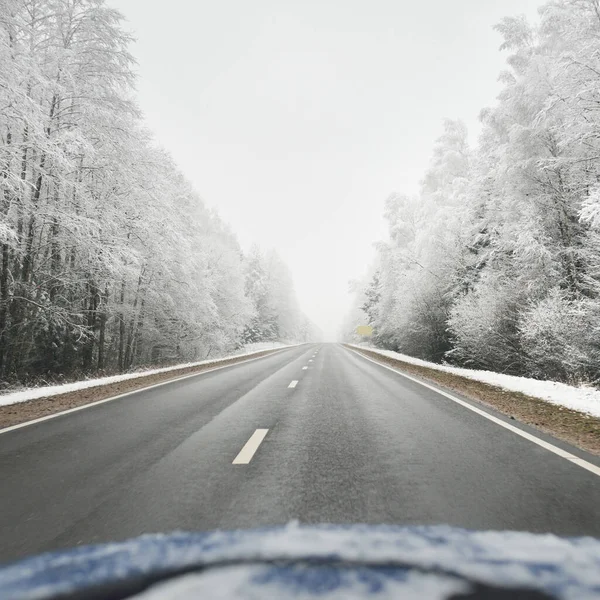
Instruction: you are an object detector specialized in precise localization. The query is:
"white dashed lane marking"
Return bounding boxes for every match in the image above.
[288,380,298,388]
[232,429,269,465]
[302,367,308,370]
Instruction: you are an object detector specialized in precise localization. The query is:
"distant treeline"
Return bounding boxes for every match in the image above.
[346,1,600,384]
[0,0,314,386]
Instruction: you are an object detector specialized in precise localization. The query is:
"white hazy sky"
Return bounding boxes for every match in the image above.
[110,0,541,340]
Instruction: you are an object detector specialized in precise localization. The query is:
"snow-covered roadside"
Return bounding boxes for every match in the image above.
[241,341,293,353]
[0,343,294,408]
[350,344,600,419]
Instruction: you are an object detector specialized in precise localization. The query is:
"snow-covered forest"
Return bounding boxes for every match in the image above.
[0,0,313,384]
[346,0,600,384]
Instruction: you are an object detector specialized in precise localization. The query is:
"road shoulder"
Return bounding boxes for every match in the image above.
[0,348,292,431]
[345,344,600,457]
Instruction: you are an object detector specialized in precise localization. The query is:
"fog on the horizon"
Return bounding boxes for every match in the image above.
[111,0,541,340]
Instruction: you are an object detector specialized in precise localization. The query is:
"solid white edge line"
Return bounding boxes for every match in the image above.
[347,347,600,478]
[288,380,299,388]
[0,348,298,436]
[232,428,269,464]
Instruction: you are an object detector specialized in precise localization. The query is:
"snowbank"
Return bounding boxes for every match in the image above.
[350,344,600,419]
[241,341,293,353]
[1,525,599,599]
[0,343,296,408]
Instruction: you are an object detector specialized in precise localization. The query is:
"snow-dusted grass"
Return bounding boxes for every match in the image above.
[0,343,296,408]
[351,344,600,419]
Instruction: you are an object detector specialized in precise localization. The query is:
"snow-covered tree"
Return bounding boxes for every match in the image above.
[0,0,309,384]
[349,0,600,383]
[242,246,312,345]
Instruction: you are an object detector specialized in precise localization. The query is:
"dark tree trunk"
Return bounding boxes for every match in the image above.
[97,286,109,371]
[118,279,126,371]
[124,273,143,369]
[82,280,99,372]
[0,245,10,377]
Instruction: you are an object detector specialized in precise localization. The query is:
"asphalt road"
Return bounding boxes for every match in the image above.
[1,343,600,564]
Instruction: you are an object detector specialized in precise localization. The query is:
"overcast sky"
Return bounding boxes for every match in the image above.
[110,0,541,340]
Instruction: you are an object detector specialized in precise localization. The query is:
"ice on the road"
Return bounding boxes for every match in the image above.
[353,345,600,418]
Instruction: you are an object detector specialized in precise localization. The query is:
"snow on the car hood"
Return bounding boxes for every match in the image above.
[1,524,600,599]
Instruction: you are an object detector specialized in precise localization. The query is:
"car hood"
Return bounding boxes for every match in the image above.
[1,524,599,599]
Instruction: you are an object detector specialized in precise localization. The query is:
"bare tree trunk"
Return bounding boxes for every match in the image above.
[118,279,126,371]
[82,278,99,371]
[133,296,146,365]
[97,286,109,371]
[5,121,32,372]
[124,271,144,369]
[0,126,13,377]
[0,245,10,377]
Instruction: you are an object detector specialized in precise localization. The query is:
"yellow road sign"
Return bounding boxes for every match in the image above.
[356,325,373,337]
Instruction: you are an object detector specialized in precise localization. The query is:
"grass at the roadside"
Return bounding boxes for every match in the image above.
[0,349,282,430]
[346,345,600,456]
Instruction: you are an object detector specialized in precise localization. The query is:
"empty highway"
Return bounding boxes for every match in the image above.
[1,343,600,564]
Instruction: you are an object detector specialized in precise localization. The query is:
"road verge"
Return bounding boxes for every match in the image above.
[345,344,600,455]
[0,347,293,431]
